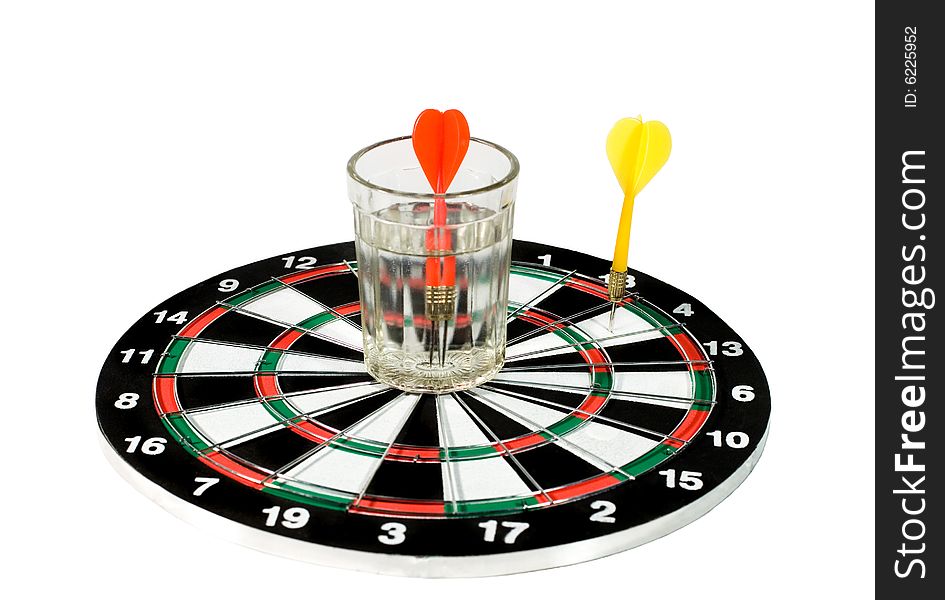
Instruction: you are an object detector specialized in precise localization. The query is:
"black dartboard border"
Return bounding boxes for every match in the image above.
[96,239,770,576]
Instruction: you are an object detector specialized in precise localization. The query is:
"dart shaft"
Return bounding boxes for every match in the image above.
[425,194,456,364]
[611,193,635,273]
[425,195,456,286]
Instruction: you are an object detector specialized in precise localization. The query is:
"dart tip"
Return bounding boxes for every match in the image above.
[439,321,448,366]
[608,303,617,332]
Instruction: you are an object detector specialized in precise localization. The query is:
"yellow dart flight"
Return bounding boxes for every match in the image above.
[606,116,672,329]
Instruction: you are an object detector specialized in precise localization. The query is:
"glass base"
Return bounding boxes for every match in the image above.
[365,347,504,394]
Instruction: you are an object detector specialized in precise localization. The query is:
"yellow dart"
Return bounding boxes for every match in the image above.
[605,116,672,329]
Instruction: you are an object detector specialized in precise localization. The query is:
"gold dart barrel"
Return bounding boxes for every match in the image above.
[425,284,456,366]
[607,269,628,331]
[608,269,628,304]
[425,285,456,321]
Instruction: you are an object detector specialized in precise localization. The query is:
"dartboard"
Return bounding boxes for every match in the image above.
[97,240,769,577]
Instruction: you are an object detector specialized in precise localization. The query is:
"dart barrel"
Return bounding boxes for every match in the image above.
[608,268,628,303]
[425,285,457,321]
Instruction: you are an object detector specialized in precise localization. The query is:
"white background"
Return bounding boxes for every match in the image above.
[1,1,874,597]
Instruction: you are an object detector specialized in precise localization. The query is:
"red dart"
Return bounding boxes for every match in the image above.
[412,109,469,288]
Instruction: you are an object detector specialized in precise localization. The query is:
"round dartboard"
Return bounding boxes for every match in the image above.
[97,240,770,577]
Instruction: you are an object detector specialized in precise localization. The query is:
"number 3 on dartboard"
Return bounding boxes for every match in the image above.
[378,522,406,545]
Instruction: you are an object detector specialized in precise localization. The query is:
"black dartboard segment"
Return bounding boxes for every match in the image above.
[97,240,770,577]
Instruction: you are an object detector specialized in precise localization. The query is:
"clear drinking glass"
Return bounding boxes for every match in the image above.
[348,136,518,393]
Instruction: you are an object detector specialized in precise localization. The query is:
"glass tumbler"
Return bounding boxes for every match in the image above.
[348,136,518,393]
